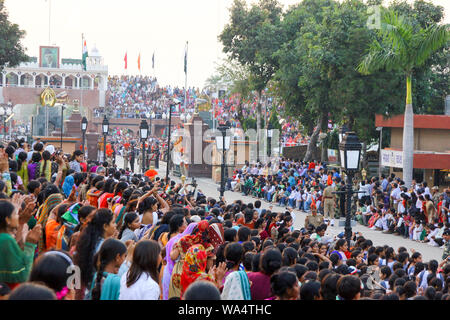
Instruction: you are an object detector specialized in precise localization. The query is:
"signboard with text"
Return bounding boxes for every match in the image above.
[381,149,403,168]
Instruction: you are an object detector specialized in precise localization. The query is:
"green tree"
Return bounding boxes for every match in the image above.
[357,8,449,187]
[205,58,253,130]
[0,1,29,71]
[219,0,284,161]
[388,0,449,114]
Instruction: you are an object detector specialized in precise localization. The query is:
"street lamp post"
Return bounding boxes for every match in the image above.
[0,107,5,139]
[339,131,362,247]
[150,112,155,137]
[166,98,181,182]
[102,116,109,163]
[81,116,88,157]
[278,118,285,157]
[60,103,65,149]
[376,126,383,177]
[267,123,273,158]
[140,119,149,173]
[155,140,160,169]
[216,122,231,198]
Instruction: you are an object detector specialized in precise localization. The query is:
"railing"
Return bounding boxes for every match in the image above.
[0,83,99,90]
[91,112,181,120]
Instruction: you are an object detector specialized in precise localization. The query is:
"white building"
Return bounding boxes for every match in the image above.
[0,45,108,91]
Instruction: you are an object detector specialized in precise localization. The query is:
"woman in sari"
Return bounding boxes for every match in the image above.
[180,244,214,297]
[221,270,251,300]
[39,150,52,182]
[16,151,29,188]
[36,193,64,253]
[161,221,197,300]
[168,221,224,299]
[27,152,42,181]
[179,244,227,298]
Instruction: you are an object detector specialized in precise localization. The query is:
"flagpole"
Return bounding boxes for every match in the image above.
[48,0,51,45]
[184,41,188,114]
[81,33,83,108]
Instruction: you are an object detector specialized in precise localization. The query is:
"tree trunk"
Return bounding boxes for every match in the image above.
[403,75,414,188]
[320,113,328,163]
[304,114,323,162]
[236,99,245,130]
[321,143,328,163]
[256,91,262,163]
[362,141,367,170]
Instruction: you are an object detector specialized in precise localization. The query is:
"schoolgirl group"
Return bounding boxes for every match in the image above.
[0,139,449,301]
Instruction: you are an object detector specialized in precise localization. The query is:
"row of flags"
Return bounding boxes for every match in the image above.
[124,52,154,72]
[82,35,188,73]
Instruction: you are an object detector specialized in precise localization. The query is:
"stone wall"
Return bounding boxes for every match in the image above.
[3,87,100,108]
[282,145,321,161]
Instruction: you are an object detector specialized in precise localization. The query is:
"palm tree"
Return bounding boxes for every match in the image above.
[357,9,449,188]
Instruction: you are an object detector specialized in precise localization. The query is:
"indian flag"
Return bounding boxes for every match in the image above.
[82,38,88,71]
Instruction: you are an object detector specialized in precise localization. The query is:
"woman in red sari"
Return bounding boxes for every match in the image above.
[179,244,227,298]
[168,221,224,298]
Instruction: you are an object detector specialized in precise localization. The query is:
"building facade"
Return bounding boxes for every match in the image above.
[375,114,450,188]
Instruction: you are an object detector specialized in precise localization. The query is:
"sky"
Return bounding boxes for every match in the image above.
[4,0,450,89]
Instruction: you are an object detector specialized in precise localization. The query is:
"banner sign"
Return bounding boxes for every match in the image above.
[381,149,403,168]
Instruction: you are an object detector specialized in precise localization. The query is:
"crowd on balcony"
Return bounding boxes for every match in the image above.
[92,75,307,147]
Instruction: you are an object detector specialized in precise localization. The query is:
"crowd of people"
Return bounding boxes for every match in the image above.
[93,75,306,149]
[94,75,201,120]
[0,136,449,301]
[229,160,450,246]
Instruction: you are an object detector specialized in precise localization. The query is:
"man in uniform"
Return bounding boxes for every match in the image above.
[323,180,336,226]
[123,144,129,170]
[304,203,324,230]
[130,142,135,173]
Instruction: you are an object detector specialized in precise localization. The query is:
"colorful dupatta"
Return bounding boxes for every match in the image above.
[178,220,212,254]
[162,222,197,300]
[17,162,29,188]
[221,270,251,300]
[180,244,214,297]
[36,193,64,253]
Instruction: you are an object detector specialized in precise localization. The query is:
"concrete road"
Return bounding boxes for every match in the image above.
[115,156,445,263]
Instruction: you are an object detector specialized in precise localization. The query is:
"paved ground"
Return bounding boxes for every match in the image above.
[117,156,444,263]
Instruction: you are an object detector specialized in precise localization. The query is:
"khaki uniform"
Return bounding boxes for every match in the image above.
[123,149,129,170]
[323,185,335,219]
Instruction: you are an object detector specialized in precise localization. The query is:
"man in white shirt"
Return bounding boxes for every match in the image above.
[266,184,276,202]
[288,189,298,208]
[295,190,303,210]
[423,182,431,197]
[425,225,440,246]
[391,183,401,212]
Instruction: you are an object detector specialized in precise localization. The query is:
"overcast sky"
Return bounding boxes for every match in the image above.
[4,0,449,89]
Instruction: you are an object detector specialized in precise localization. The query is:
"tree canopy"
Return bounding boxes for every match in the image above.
[213,0,449,155]
[0,0,29,71]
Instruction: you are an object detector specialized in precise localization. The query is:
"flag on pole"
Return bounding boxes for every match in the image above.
[152,52,155,69]
[82,35,88,71]
[184,41,188,74]
[138,53,141,72]
[124,52,128,70]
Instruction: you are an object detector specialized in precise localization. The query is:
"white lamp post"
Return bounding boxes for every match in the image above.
[216,121,231,198]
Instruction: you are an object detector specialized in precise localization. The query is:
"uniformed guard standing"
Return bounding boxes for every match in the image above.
[130,143,135,172]
[323,182,336,225]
